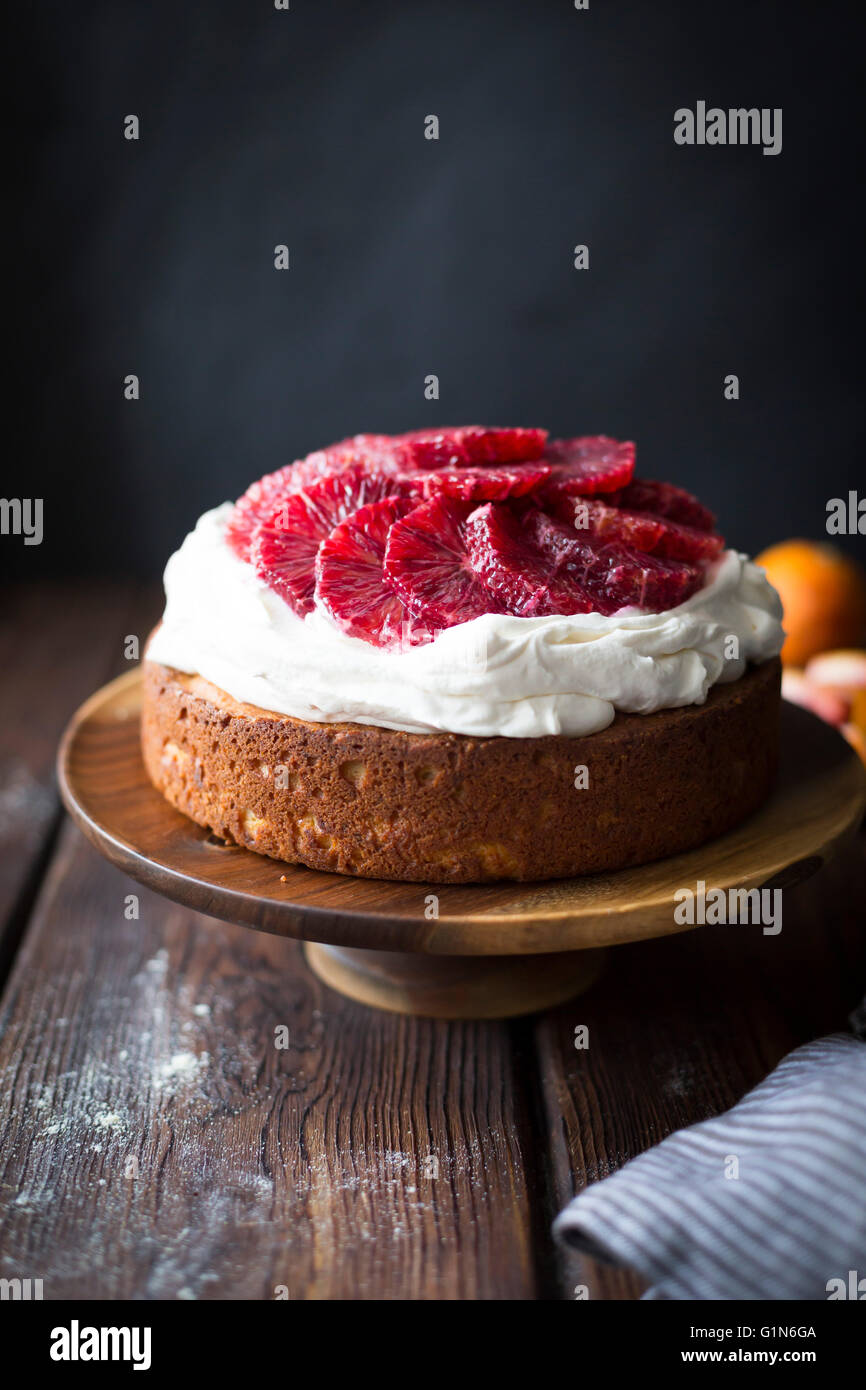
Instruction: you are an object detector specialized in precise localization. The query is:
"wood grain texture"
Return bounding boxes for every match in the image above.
[535,829,866,1300]
[59,668,866,959]
[4,584,865,1300]
[0,584,159,965]
[0,822,547,1300]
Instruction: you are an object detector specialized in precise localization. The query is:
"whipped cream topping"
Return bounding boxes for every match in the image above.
[146,503,784,739]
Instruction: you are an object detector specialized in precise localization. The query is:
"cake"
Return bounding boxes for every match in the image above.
[142,428,784,882]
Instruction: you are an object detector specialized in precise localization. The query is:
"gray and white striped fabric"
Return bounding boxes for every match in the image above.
[553,1032,866,1300]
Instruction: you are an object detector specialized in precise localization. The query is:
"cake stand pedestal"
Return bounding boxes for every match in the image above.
[302,942,606,1018]
[58,670,866,1019]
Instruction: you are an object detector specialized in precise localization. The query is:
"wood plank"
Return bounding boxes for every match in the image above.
[535,829,866,1300]
[0,583,159,964]
[0,821,545,1300]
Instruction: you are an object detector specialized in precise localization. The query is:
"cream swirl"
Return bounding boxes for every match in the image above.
[146,503,784,738]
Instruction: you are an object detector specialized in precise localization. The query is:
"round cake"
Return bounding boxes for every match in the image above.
[142,654,780,883]
[142,427,785,883]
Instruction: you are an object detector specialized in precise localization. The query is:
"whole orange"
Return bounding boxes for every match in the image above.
[754,540,866,667]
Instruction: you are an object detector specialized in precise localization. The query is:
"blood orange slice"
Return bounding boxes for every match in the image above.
[542,436,636,497]
[400,427,548,469]
[315,496,421,648]
[252,468,418,616]
[383,495,498,629]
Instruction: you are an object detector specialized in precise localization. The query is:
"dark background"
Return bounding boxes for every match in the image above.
[9,0,864,579]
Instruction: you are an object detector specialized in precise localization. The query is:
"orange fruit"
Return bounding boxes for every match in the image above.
[754,541,866,667]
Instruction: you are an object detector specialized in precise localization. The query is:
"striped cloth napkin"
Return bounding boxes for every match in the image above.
[553,1027,866,1300]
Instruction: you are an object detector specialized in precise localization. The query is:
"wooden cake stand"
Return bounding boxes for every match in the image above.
[58,669,866,1018]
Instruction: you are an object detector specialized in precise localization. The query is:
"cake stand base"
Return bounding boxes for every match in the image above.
[303,942,606,1019]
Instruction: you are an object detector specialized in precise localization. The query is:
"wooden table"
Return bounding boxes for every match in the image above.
[1,583,863,1301]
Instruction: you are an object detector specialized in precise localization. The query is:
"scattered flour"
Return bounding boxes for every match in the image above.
[93,1112,124,1130]
[154,1051,210,1094]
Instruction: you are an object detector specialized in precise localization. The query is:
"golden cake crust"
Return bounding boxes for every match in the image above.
[140,649,781,883]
